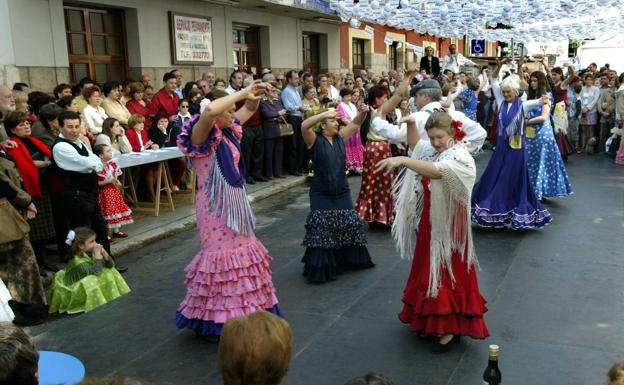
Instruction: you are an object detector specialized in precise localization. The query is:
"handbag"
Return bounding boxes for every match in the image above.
[279,116,294,137]
[0,198,30,244]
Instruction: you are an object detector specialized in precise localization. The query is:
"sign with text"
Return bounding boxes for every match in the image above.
[384,35,394,45]
[364,25,375,36]
[169,12,214,65]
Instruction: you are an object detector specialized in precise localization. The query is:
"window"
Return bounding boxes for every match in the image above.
[352,39,365,70]
[232,25,260,77]
[389,42,398,70]
[64,4,127,83]
[302,33,320,76]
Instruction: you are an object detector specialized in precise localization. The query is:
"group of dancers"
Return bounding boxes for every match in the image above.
[174,60,574,352]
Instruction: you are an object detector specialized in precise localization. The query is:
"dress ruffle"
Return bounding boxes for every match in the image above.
[177,116,243,157]
[176,238,280,327]
[302,245,374,283]
[472,205,552,229]
[303,209,367,249]
[176,305,282,337]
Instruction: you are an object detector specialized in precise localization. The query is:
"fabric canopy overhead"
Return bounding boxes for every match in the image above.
[330,0,624,43]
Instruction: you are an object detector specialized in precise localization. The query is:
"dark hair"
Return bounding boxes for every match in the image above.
[78,77,95,89]
[551,67,564,77]
[12,82,28,92]
[38,103,64,129]
[101,117,120,142]
[302,85,315,96]
[27,91,54,116]
[58,111,81,127]
[3,111,29,134]
[528,71,551,100]
[0,323,39,385]
[366,85,389,107]
[208,89,228,101]
[162,72,177,82]
[68,227,96,257]
[339,88,354,98]
[573,83,583,94]
[53,83,72,98]
[154,110,170,125]
[229,71,242,83]
[302,72,313,82]
[178,98,190,107]
[102,81,120,97]
[93,143,109,156]
[56,95,76,110]
[343,372,394,385]
[214,78,226,88]
[182,81,196,98]
[187,88,203,102]
[285,70,297,81]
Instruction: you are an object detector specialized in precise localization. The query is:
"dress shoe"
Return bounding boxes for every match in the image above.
[107,236,115,243]
[113,231,128,238]
[246,177,256,184]
[255,176,268,182]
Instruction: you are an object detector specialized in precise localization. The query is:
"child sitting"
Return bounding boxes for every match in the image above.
[125,114,159,199]
[48,227,131,314]
[149,111,186,191]
[94,144,133,241]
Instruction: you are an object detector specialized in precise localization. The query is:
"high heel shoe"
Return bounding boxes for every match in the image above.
[431,334,461,354]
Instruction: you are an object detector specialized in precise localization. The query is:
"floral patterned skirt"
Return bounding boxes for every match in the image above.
[354,140,395,224]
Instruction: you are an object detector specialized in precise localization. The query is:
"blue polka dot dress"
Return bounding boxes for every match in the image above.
[525,94,573,199]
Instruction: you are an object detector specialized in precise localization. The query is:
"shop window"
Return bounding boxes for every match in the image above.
[232,25,261,77]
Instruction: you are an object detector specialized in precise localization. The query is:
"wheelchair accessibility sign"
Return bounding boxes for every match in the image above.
[471,40,485,55]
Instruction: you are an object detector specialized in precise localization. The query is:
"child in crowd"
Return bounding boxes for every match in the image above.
[125,114,159,199]
[48,227,130,314]
[149,111,186,191]
[94,144,133,241]
[176,99,193,128]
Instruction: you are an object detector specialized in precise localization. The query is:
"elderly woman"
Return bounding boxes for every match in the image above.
[471,59,551,229]
[101,81,131,126]
[175,81,280,340]
[219,312,292,385]
[299,107,374,283]
[377,111,489,353]
[125,82,152,129]
[82,85,108,135]
[260,86,286,179]
[0,150,47,325]
[4,112,58,272]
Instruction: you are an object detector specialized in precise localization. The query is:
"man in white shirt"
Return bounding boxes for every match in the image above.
[225,71,244,95]
[52,111,125,271]
[442,44,477,75]
[372,79,486,154]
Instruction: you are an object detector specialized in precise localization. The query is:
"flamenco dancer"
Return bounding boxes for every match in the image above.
[377,111,489,353]
[176,82,280,340]
[336,88,365,174]
[354,70,415,228]
[300,107,375,283]
[471,59,552,229]
[525,71,573,199]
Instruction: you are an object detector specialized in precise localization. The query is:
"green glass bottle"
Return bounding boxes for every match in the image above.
[482,344,501,385]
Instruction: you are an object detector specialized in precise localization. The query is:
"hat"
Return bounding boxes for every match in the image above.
[411,79,441,93]
[261,68,272,75]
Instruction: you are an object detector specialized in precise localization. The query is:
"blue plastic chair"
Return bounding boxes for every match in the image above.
[38,350,86,385]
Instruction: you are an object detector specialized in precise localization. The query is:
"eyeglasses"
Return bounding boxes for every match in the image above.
[180,105,189,108]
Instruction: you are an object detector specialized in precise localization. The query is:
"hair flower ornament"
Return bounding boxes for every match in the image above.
[65,230,76,246]
[452,120,466,142]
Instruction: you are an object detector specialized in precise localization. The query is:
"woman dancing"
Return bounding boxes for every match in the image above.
[176,83,280,340]
[525,71,573,199]
[471,59,552,229]
[377,111,489,353]
[300,107,374,283]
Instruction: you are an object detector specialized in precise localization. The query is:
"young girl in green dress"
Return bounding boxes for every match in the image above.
[49,227,130,314]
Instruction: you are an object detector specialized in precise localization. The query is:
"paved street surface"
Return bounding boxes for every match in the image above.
[29,153,624,385]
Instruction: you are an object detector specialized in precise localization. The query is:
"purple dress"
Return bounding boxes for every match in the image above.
[175,117,281,336]
[471,93,552,229]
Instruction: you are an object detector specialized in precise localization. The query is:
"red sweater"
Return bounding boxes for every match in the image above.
[127,99,152,128]
[148,89,179,118]
[125,129,150,152]
[235,100,262,127]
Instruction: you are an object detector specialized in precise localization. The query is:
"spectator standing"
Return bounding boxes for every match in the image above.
[82,86,108,135]
[31,103,64,148]
[419,46,440,77]
[101,81,131,126]
[0,149,48,326]
[52,111,118,265]
[281,70,305,175]
[260,86,286,179]
[225,71,244,95]
[337,88,365,174]
[597,73,615,153]
[302,85,320,119]
[237,79,267,184]
[140,74,152,87]
[4,112,58,271]
[149,73,180,124]
[442,44,476,74]
[579,73,600,152]
[126,82,152,129]
[170,69,184,98]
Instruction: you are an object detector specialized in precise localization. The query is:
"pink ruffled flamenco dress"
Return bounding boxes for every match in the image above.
[176,116,281,338]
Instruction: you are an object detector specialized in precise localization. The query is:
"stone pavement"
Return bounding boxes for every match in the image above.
[110,175,306,256]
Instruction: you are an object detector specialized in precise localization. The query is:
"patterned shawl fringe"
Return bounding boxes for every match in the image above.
[391,166,423,260]
[204,155,255,236]
[504,104,525,138]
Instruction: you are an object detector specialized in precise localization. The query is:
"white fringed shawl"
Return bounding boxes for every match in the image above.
[392,140,477,298]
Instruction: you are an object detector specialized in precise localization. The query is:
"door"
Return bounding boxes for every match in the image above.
[64,4,127,83]
[352,38,365,70]
[232,25,260,77]
[302,33,320,76]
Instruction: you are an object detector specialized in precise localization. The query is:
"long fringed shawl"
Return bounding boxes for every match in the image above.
[392,140,477,298]
[500,98,524,139]
[181,117,256,236]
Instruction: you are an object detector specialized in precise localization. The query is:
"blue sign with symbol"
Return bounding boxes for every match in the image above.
[471,39,486,55]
